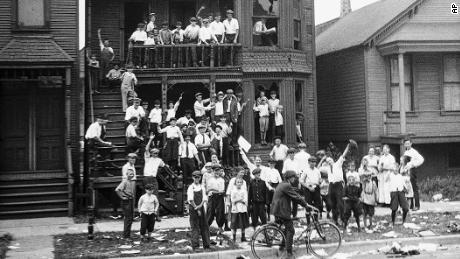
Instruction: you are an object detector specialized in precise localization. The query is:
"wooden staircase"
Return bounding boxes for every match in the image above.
[86,85,184,215]
[0,170,69,219]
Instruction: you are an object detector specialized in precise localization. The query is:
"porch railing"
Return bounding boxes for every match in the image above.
[126,43,241,69]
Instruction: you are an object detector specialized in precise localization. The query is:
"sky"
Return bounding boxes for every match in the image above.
[79,0,381,49]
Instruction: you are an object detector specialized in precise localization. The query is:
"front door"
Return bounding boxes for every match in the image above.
[0,91,29,171]
[36,89,64,170]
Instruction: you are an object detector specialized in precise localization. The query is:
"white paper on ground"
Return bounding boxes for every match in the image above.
[120,250,140,254]
[382,231,399,238]
[174,239,188,244]
[238,136,251,153]
[118,245,132,249]
[418,243,438,252]
[403,223,421,230]
[418,230,436,237]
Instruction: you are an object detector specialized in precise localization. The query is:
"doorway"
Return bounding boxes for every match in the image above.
[0,82,64,171]
[169,0,196,28]
[168,83,209,118]
[124,2,149,44]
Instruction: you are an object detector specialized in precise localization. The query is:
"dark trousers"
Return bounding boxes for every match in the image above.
[275,160,284,175]
[344,200,362,222]
[126,137,143,154]
[207,193,225,228]
[292,200,298,218]
[140,213,156,235]
[180,158,196,185]
[224,34,236,65]
[221,137,230,166]
[275,217,295,254]
[329,182,344,224]
[268,113,276,142]
[121,199,134,238]
[304,187,322,211]
[321,194,331,213]
[275,125,285,142]
[251,202,267,228]
[189,205,211,248]
[410,168,420,209]
[198,149,211,164]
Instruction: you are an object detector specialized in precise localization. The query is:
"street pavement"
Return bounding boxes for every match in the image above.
[1,201,460,259]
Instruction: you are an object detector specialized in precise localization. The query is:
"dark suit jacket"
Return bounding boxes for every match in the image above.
[271,181,308,220]
[222,96,239,123]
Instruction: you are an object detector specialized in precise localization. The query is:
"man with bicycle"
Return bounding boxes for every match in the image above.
[271,170,310,259]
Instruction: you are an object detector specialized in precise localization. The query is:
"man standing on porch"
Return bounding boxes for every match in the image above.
[98,28,115,83]
[194,92,213,123]
[403,138,424,211]
[223,9,239,66]
[120,66,138,112]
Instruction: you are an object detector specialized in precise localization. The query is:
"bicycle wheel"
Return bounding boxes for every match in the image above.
[308,221,342,258]
[251,225,286,259]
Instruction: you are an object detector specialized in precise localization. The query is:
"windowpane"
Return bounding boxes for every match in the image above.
[390,56,411,84]
[443,83,460,111]
[253,18,278,46]
[18,0,45,27]
[391,85,412,112]
[444,54,460,82]
[295,81,303,113]
[293,0,301,17]
[253,0,279,16]
[294,20,301,39]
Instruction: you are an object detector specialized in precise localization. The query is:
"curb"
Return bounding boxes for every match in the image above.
[112,234,460,259]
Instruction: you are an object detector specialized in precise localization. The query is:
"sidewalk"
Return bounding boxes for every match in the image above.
[1,201,460,258]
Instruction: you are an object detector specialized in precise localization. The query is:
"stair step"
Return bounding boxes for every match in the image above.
[0,191,68,197]
[0,182,67,189]
[0,208,67,216]
[0,199,68,206]
[0,182,68,194]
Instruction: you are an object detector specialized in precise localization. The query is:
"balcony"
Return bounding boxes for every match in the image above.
[126,43,242,71]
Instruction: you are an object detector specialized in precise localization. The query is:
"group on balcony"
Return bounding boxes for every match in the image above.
[127,9,239,69]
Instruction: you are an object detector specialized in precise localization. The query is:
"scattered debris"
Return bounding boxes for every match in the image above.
[447,222,460,233]
[236,255,251,259]
[382,231,399,238]
[417,230,436,237]
[174,239,188,244]
[133,241,140,245]
[418,243,438,252]
[455,215,460,220]
[432,194,443,202]
[379,242,420,256]
[7,245,20,249]
[403,223,421,230]
[118,245,132,249]
[120,250,140,254]
[175,228,189,232]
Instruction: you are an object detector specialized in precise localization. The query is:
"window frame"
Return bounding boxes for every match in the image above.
[293,0,302,50]
[252,0,279,48]
[441,53,460,114]
[12,0,50,32]
[387,54,415,114]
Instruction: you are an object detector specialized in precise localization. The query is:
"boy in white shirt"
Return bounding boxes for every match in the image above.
[148,100,162,146]
[138,184,159,241]
[129,22,148,68]
[300,157,322,222]
[165,95,182,122]
[267,91,279,142]
[188,171,210,249]
[269,136,288,173]
[143,134,166,197]
[389,164,409,227]
[274,105,284,141]
[253,97,269,145]
[126,117,144,154]
[210,13,225,43]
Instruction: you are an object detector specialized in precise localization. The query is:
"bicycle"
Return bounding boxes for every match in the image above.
[251,205,342,259]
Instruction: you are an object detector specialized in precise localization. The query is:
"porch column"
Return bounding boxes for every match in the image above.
[242,79,255,144]
[161,75,168,111]
[65,68,74,216]
[398,53,406,135]
[210,75,216,97]
[279,79,296,144]
[398,53,407,155]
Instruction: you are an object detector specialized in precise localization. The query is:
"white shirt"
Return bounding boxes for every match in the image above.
[143,156,165,177]
[300,167,321,186]
[253,21,267,35]
[178,142,198,158]
[195,133,211,146]
[270,144,288,161]
[148,108,162,123]
[138,193,158,214]
[216,122,231,138]
[122,162,136,180]
[146,22,155,33]
[261,167,282,184]
[389,173,406,192]
[275,110,283,126]
[404,148,425,169]
[294,150,311,174]
[223,18,239,34]
[210,21,225,36]
[85,122,102,139]
[230,188,248,213]
[379,153,396,171]
[159,125,182,139]
[166,102,180,122]
[125,106,145,121]
[330,157,345,183]
[177,116,194,126]
[194,101,211,117]
[187,183,208,202]
[268,98,279,113]
[199,26,213,42]
[184,24,200,40]
[254,104,269,116]
[121,72,137,89]
[214,101,224,116]
[226,177,247,196]
[144,37,156,45]
[282,158,299,175]
[129,30,148,42]
[171,28,185,42]
[126,124,137,138]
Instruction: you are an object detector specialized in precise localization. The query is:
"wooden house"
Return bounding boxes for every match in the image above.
[0,0,80,218]
[316,0,460,177]
[84,0,317,213]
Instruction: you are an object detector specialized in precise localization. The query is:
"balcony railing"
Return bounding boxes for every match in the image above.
[126,43,241,69]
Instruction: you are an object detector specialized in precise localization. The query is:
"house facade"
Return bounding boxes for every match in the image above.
[0,0,80,218]
[84,0,317,213]
[316,0,460,177]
